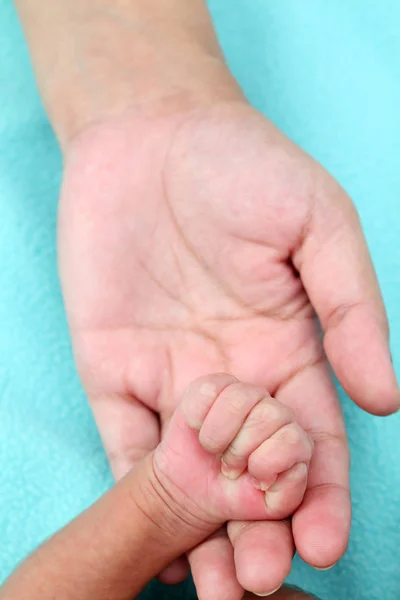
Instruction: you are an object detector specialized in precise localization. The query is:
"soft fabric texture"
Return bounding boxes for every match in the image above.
[0,1,399,598]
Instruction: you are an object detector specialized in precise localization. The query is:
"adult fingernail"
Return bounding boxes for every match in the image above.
[314,564,336,571]
[220,459,242,480]
[254,584,282,596]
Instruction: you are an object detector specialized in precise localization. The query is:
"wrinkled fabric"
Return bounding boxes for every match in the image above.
[1,1,399,598]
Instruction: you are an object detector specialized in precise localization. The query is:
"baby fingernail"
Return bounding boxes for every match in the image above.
[250,477,270,491]
[265,490,280,510]
[288,462,308,479]
[269,462,307,490]
[250,477,262,490]
[221,460,242,480]
[265,463,308,508]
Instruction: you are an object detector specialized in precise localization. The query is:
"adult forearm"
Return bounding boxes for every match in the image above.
[15,0,243,147]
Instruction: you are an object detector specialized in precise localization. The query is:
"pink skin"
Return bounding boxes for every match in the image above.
[155,374,312,524]
[59,102,398,599]
[154,373,311,596]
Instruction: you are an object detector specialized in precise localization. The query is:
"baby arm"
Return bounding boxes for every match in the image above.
[0,455,210,600]
[1,373,312,599]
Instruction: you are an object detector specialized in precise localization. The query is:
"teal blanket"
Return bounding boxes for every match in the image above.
[1,1,399,598]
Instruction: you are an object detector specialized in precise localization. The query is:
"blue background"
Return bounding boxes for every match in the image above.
[1,1,399,598]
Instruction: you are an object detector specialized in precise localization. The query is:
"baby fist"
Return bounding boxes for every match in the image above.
[153,374,313,529]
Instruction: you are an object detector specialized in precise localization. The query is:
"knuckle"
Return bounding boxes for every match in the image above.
[224,383,266,415]
[281,423,304,445]
[224,384,249,414]
[248,399,294,429]
[283,405,295,422]
[186,377,216,399]
[185,373,237,400]
[252,400,281,424]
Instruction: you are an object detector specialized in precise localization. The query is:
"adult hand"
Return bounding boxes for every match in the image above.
[58,99,398,598]
[246,587,319,600]
[16,0,398,596]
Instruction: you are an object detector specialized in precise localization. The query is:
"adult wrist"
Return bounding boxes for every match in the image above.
[54,51,244,151]
[16,0,247,149]
[25,6,244,150]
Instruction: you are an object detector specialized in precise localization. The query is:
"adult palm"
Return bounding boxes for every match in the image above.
[59,102,398,598]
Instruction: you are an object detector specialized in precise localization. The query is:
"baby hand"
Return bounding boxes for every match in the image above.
[153,373,313,528]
